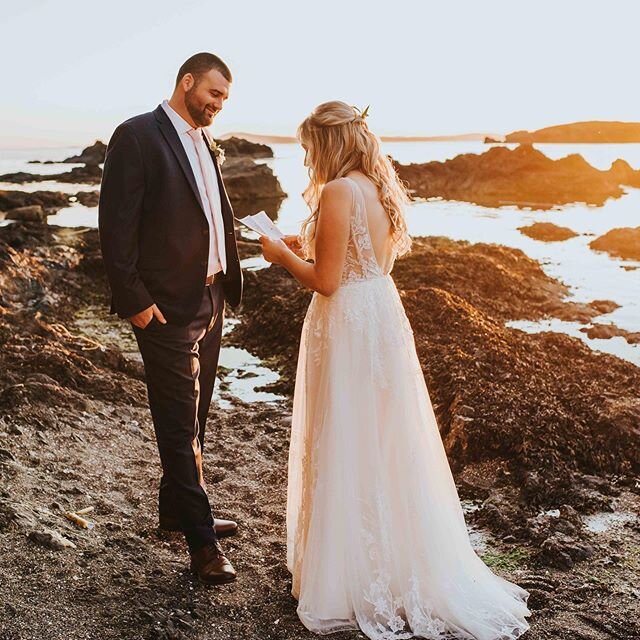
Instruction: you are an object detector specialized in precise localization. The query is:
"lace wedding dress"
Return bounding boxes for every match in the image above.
[286,176,531,640]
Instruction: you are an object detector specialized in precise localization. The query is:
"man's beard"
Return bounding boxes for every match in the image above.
[185,87,217,127]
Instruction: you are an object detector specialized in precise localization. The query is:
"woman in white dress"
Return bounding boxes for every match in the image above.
[260,100,531,640]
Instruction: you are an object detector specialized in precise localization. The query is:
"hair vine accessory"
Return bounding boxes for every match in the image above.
[352,104,370,122]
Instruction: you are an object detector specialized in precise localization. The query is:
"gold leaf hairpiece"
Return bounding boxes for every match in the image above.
[352,104,370,121]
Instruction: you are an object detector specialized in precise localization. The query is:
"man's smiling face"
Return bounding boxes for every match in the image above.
[184,68,230,128]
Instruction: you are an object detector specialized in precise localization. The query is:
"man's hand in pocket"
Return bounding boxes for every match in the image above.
[128,303,167,329]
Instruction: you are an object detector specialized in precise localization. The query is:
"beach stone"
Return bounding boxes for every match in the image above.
[0,448,16,462]
[540,532,595,569]
[28,528,77,550]
[0,499,39,530]
[5,205,47,223]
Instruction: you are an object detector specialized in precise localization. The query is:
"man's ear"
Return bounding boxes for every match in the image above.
[181,73,195,91]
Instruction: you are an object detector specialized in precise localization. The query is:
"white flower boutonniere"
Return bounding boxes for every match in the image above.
[203,131,225,165]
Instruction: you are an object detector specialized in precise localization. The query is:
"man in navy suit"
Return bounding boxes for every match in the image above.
[99,52,242,584]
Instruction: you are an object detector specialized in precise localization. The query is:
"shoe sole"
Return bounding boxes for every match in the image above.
[159,525,238,539]
[192,570,237,585]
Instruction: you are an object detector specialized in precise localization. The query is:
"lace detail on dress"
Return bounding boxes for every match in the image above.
[340,177,387,285]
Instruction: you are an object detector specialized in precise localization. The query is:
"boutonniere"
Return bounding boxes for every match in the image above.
[203,131,225,165]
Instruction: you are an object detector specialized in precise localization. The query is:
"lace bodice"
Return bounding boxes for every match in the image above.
[340,176,394,285]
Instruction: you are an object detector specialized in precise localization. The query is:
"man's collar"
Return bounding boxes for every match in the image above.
[161,99,193,135]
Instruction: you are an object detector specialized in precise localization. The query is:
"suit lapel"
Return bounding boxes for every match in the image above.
[206,138,235,230]
[153,105,205,213]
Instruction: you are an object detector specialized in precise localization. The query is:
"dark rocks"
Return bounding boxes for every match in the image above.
[524,589,552,610]
[0,498,39,529]
[394,144,640,209]
[589,227,640,261]
[579,323,640,344]
[221,157,286,202]
[0,190,69,212]
[0,448,17,463]
[2,165,102,186]
[128,422,152,442]
[74,191,100,207]
[539,532,595,569]
[518,222,579,242]
[4,205,47,223]
[62,141,107,165]
[599,397,640,439]
[0,164,102,185]
[217,136,273,158]
[28,528,77,550]
[59,164,103,184]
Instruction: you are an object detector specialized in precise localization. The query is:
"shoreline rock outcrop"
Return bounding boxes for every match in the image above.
[394,143,640,209]
[62,140,107,165]
[518,222,579,242]
[217,136,273,158]
[0,164,103,185]
[589,227,640,261]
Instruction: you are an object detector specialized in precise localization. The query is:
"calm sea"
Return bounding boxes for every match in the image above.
[1,141,638,365]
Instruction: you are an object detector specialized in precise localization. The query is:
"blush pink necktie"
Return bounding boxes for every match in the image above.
[187,128,227,274]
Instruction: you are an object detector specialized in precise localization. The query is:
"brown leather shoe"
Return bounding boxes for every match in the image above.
[190,541,236,585]
[158,515,238,538]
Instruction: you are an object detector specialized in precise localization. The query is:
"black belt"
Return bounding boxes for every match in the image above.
[205,272,223,286]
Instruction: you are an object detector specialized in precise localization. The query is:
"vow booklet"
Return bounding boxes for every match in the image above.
[236,211,284,241]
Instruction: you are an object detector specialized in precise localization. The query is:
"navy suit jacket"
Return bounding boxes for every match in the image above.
[98,105,243,325]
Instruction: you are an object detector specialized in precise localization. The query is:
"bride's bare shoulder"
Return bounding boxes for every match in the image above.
[320,178,352,207]
[316,179,352,231]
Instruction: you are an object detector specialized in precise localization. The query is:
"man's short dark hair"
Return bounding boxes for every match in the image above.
[175,52,232,87]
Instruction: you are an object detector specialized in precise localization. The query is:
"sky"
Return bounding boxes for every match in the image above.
[1,0,639,147]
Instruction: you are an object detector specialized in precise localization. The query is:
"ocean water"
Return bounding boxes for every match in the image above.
[1,141,638,365]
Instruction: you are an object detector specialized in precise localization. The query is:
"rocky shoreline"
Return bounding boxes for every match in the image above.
[0,221,638,639]
[0,140,286,223]
[393,143,640,209]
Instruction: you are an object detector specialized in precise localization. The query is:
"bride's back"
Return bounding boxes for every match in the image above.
[345,172,396,275]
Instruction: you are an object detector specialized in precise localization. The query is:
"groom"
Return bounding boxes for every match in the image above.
[99,53,242,584]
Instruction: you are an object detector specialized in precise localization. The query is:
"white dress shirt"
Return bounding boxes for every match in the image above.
[161,99,226,276]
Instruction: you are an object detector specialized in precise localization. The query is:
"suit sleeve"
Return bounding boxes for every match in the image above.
[98,123,154,319]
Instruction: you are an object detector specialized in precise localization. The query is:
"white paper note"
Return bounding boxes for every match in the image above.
[236,211,285,241]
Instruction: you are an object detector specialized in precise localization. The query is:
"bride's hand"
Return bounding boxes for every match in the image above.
[283,234,304,258]
[260,236,288,264]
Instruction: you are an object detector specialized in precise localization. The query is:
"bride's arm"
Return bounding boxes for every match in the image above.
[260,180,351,296]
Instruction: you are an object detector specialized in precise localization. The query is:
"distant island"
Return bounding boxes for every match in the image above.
[503,121,640,143]
[220,132,498,145]
[226,122,640,146]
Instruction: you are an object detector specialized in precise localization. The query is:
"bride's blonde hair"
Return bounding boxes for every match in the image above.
[297,100,412,257]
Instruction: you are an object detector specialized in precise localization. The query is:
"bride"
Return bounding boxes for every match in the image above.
[259,100,531,640]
